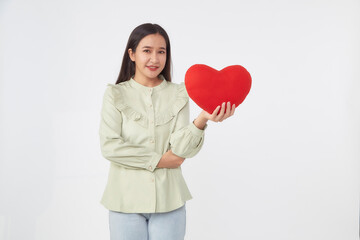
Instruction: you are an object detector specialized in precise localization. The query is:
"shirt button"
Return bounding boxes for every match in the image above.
[148,166,152,170]
[149,104,152,108]
[150,139,155,143]
[151,179,154,182]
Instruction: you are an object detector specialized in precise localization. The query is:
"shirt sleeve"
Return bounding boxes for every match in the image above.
[99,86,162,172]
[169,98,207,158]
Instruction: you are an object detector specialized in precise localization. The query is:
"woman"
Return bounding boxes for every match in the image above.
[99,23,235,240]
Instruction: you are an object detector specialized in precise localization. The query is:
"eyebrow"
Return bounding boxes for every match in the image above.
[142,46,166,50]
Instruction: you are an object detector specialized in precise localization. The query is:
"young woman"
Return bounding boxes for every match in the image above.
[99,23,235,240]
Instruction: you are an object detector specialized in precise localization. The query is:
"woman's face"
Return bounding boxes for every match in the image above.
[128,33,167,82]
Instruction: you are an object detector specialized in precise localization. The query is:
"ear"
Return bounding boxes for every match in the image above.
[128,48,135,62]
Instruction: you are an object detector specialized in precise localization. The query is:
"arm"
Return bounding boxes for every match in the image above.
[99,86,162,172]
[169,99,208,158]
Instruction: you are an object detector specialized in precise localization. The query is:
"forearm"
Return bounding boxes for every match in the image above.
[99,135,162,172]
[170,118,207,158]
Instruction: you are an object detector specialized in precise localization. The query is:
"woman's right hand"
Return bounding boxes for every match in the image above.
[156,150,185,168]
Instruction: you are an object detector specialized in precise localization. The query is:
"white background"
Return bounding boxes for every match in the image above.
[0,0,359,239]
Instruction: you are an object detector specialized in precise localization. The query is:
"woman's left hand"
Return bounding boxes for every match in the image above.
[201,101,236,122]
[193,101,236,130]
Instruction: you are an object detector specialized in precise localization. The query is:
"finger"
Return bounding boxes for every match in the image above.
[216,102,226,120]
[219,102,231,122]
[225,102,231,117]
[215,102,226,122]
[211,106,221,117]
[230,104,236,115]
[223,102,231,121]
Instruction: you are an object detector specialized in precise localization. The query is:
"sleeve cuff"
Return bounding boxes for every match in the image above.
[189,121,207,136]
[145,153,162,172]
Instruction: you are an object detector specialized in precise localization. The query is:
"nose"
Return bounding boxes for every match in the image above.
[150,52,160,63]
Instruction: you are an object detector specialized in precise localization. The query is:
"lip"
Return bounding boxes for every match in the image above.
[147,66,159,71]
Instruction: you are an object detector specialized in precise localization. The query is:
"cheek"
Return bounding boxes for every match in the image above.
[136,53,149,64]
[160,55,167,65]
[140,55,149,64]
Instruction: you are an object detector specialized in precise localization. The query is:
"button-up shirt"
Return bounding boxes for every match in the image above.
[99,75,207,213]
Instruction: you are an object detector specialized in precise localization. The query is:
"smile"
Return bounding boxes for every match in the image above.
[147,66,159,71]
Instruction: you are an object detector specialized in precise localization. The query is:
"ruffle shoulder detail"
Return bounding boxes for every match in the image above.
[155,82,189,126]
[107,83,148,128]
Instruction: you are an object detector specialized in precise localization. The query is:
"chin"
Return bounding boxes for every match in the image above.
[147,73,161,79]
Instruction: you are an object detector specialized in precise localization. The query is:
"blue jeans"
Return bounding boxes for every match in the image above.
[109,204,186,240]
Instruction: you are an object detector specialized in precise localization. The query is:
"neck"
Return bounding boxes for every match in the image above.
[133,75,163,87]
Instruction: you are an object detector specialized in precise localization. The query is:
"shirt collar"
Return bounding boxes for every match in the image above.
[129,75,168,92]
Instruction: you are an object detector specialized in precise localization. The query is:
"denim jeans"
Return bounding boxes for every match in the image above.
[109,204,186,240]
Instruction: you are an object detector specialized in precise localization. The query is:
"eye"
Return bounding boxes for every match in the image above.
[143,49,150,53]
[159,51,166,54]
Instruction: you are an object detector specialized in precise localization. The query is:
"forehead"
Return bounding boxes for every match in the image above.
[138,34,166,48]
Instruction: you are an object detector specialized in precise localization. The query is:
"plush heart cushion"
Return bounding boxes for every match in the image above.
[184,64,252,114]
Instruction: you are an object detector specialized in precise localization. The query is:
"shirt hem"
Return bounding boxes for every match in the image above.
[101,197,192,213]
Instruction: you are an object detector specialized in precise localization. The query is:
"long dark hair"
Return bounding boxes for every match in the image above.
[116,23,172,84]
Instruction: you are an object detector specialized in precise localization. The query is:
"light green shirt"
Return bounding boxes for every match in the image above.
[99,75,207,213]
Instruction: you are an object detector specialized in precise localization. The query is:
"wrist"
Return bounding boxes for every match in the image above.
[193,115,208,130]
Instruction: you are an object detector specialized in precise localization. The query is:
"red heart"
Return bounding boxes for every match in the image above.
[184,64,252,114]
